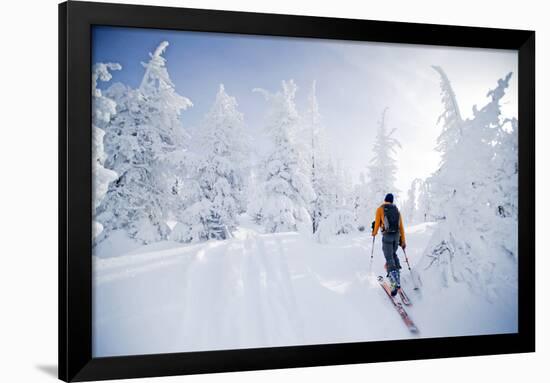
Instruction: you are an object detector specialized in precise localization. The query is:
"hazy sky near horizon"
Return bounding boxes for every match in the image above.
[92,26,518,199]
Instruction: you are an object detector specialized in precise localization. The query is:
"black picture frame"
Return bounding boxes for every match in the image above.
[59,1,535,381]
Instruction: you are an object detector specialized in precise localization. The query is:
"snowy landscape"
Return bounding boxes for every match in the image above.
[91,28,519,357]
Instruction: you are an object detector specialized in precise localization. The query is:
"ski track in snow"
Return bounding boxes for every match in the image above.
[92,221,517,357]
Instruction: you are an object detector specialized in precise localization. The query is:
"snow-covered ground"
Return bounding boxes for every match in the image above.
[92,219,517,357]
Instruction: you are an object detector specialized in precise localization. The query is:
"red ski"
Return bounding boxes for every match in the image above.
[377,276,418,333]
[398,288,412,306]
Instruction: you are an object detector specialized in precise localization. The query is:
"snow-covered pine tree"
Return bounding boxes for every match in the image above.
[252,80,315,233]
[92,63,120,240]
[353,172,370,230]
[416,179,435,222]
[431,66,464,152]
[468,74,517,262]
[364,108,401,219]
[426,66,465,219]
[402,178,422,224]
[491,117,518,259]
[302,80,333,233]
[323,160,338,208]
[334,159,353,208]
[300,83,355,226]
[419,68,517,296]
[314,154,358,241]
[97,41,193,243]
[315,208,357,243]
[170,84,249,242]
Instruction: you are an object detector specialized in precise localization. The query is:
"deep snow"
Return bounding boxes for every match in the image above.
[92,219,517,357]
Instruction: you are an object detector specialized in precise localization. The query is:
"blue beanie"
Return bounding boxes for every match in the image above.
[384,193,394,203]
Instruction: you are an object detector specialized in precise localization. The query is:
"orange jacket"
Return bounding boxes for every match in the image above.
[372,202,406,244]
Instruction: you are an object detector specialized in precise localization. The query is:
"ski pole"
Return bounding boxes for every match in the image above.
[368,235,376,271]
[402,248,420,290]
[370,220,376,261]
[402,248,412,272]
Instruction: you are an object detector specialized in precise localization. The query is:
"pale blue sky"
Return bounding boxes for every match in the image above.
[92,26,517,197]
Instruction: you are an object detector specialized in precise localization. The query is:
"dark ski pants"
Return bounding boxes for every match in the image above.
[382,232,401,273]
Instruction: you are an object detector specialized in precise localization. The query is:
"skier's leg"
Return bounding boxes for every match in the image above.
[382,235,398,272]
[394,233,401,270]
[391,235,401,288]
[394,254,401,270]
[396,257,402,271]
[383,234,400,295]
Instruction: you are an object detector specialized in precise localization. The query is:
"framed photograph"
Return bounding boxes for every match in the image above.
[59,1,535,381]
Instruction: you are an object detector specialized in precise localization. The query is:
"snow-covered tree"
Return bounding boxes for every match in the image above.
[427,66,465,218]
[92,62,120,240]
[363,108,401,218]
[312,157,356,241]
[431,66,464,153]
[416,179,435,222]
[490,117,519,260]
[315,209,357,243]
[302,80,335,233]
[352,172,370,230]
[251,80,315,233]
[419,68,517,296]
[97,41,193,243]
[334,159,354,208]
[493,117,518,220]
[402,178,422,224]
[170,84,249,242]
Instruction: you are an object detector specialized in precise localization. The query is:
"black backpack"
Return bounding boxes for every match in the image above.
[383,204,400,234]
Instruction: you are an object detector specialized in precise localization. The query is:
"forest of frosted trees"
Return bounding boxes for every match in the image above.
[92,41,518,289]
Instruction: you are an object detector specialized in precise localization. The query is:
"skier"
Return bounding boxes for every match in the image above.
[372,193,406,296]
